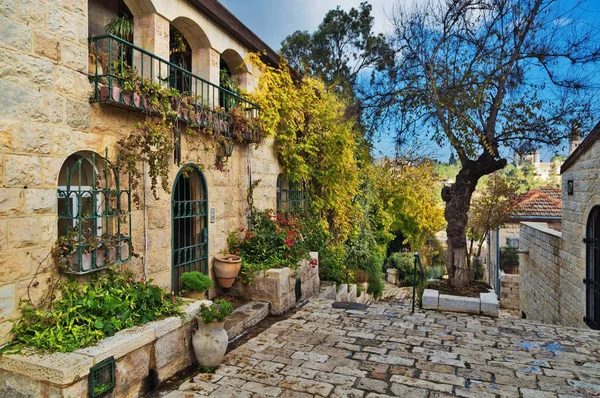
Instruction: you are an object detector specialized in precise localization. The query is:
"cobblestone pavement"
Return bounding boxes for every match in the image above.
[167,298,600,398]
[380,282,413,302]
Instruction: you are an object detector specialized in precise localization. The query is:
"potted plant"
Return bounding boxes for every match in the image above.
[181,271,212,299]
[192,299,233,367]
[355,270,369,291]
[213,254,242,288]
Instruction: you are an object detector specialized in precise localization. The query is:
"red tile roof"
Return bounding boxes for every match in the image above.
[510,186,562,219]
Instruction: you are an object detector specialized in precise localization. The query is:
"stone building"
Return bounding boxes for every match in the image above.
[0,0,295,343]
[519,121,600,328]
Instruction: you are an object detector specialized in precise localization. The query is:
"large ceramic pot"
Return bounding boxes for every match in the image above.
[192,317,228,367]
[213,254,242,288]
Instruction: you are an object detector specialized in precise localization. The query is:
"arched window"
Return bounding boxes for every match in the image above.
[57,151,132,273]
[276,174,309,213]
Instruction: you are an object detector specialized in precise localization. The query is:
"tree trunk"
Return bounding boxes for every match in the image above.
[441,154,506,288]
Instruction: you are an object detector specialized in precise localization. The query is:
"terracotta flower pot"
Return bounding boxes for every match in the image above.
[99,85,122,102]
[358,281,368,291]
[124,92,141,107]
[70,252,92,272]
[213,254,242,288]
[192,318,228,367]
[182,290,206,300]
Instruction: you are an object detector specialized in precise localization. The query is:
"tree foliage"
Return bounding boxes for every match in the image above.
[365,0,600,286]
[281,2,394,96]
[375,159,446,250]
[467,173,519,276]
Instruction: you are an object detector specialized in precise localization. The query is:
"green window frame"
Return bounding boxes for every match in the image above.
[57,150,132,274]
[276,174,309,213]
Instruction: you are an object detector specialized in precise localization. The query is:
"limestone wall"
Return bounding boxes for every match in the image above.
[519,222,585,327]
[499,274,520,310]
[0,0,282,344]
[561,136,600,328]
[232,253,320,315]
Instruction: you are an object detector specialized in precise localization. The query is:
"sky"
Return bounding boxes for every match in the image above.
[219,0,600,163]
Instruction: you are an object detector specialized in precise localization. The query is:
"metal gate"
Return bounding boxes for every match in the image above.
[172,165,208,294]
[585,206,600,329]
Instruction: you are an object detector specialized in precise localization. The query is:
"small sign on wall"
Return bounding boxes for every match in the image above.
[210,208,216,223]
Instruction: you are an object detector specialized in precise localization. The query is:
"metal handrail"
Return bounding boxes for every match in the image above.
[89,34,259,109]
[88,34,261,142]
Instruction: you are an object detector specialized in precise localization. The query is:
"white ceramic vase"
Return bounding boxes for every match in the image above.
[192,316,228,367]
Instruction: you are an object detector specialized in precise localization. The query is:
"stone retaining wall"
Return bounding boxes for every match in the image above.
[519,222,585,327]
[500,274,520,310]
[0,300,207,398]
[231,253,319,315]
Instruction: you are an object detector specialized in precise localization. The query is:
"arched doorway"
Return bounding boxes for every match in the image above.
[172,165,208,294]
[585,206,600,329]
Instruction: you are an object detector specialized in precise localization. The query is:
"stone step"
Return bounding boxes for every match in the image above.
[224,301,269,340]
[336,283,349,302]
[319,283,337,299]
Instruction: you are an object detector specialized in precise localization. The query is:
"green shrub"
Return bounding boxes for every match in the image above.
[365,251,385,298]
[426,264,446,280]
[6,270,182,353]
[228,210,310,283]
[181,272,213,292]
[198,299,233,323]
[386,252,416,285]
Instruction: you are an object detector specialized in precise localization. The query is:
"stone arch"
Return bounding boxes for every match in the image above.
[122,0,156,18]
[170,16,211,50]
[220,49,248,75]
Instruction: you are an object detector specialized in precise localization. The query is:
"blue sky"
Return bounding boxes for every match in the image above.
[220,0,600,163]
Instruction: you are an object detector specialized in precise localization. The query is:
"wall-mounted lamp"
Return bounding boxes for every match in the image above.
[567,180,574,196]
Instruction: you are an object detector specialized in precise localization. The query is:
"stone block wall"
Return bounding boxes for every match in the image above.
[0,300,206,398]
[232,253,320,315]
[520,222,585,327]
[500,274,520,310]
[0,0,282,343]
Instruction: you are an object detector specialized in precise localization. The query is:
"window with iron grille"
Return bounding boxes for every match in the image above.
[57,150,132,274]
[89,356,115,397]
[276,174,309,213]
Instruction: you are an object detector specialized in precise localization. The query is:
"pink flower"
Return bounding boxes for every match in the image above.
[284,238,294,247]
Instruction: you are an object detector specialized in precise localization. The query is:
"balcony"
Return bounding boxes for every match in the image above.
[88,34,261,143]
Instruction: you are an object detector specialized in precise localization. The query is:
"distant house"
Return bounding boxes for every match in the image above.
[487,186,562,293]
[519,121,600,328]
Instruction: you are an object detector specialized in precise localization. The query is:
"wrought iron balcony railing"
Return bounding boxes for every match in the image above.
[88,34,261,143]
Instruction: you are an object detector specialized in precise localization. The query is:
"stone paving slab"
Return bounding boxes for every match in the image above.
[165,285,600,397]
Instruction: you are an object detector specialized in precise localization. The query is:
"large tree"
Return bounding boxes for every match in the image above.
[281,2,394,120]
[363,0,600,286]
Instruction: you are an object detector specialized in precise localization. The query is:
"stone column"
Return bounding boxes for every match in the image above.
[195,48,220,107]
[133,13,170,81]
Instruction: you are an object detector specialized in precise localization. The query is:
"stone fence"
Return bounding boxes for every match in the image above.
[500,274,520,310]
[520,222,565,324]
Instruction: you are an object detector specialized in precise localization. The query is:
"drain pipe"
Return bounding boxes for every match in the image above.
[142,159,148,279]
[247,145,253,227]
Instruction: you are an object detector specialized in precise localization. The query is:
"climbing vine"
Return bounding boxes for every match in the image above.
[248,54,360,241]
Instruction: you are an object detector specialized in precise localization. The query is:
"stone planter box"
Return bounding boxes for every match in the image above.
[422,289,499,317]
[386,268,397,284]
[0,300,210,398]
[231,252,319,315]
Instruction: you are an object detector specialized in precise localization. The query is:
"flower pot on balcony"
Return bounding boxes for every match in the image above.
[213,254,242,288]
[70,252,92,272]
[99,85,122,102]
[96,249,106,267]
[124,91,141,107]
[120,243,129,261]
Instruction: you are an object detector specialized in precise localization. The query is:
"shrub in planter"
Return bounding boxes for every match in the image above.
[181,272,212,299]
[193,299,233,367]
[5,270,182,353]
[355,270,369,291]
[386,252,416,285]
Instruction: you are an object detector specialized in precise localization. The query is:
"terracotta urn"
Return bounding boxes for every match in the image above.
[213,254,242,288]
[358,281,368,291]
[192,317,228,367]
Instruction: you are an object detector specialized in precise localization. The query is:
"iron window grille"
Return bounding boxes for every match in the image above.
[276,174,309,213]
[88,357,115,397]
[57,150,132,274]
